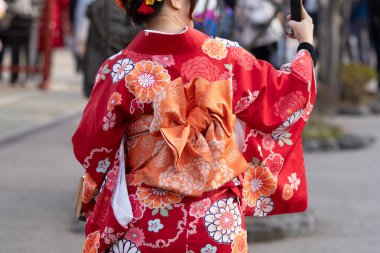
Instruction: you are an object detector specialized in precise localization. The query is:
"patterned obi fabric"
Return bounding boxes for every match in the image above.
[124,77,250,197]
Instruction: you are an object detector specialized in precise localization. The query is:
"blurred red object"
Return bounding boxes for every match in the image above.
[38,0,70,50]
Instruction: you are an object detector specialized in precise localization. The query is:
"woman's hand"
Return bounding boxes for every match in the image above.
[287,6,314,45]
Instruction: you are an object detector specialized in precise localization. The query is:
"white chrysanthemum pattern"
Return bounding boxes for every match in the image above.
[107,239,141,253]
[204,198,242,244]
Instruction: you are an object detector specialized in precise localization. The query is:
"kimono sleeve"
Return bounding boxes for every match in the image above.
[231,47,317,217]
[72,57,133,218]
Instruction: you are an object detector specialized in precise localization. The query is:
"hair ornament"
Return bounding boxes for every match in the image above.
[115,0,124,9]
[138,0,163,14]
[145,0,163,5]
[137,1,155,14]
[115,0,163,15]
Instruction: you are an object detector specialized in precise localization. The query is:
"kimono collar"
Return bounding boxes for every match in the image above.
[143,26,189,35]
[127,26,208,55]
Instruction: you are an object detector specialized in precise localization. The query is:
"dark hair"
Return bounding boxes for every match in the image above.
[122,0,198,25]
[189,0,198,15]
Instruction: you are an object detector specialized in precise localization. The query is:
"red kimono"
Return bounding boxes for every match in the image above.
[73,27,316,253]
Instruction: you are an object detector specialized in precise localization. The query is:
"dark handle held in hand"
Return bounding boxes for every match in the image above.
[290,0,303,22]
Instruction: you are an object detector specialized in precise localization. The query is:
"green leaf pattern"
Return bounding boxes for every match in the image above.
[102,63,111,80]
[152,205,173,217]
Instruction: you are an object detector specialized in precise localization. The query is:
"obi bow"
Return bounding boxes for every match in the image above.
[151,77,238,173]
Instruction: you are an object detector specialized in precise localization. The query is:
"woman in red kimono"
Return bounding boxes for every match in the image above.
[72,0,317,252]
[39,0,71,50]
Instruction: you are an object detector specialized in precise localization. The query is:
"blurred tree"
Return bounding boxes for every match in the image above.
[318,0,354,112]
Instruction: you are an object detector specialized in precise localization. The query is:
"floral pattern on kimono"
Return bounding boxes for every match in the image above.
[73,26,316,253]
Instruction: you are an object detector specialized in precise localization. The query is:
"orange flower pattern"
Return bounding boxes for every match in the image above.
[83,173,98,204]
[83,231,100,253]
[282,184,294,200]
[107,92,122,112]
[242,165,277,208]
[202,38,228,60]
[125,60,171,104]
[136,187,183,209]
[232,230,248,253]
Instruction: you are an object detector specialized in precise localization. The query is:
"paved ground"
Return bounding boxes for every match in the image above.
[252,116,380,253]
[0,49,86,252]
[0,117,85,252]
[0,49,87,144]
[0,49,379,252]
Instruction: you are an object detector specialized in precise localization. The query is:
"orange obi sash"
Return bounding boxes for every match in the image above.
[125,78,250,197]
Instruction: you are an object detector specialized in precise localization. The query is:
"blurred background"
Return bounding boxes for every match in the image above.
[0,0,379,252]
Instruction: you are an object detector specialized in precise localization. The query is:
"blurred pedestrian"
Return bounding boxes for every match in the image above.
[224,0,236,9]
[234,0,283,64]
[220,0,236,38]
[69,0,78,26]
[0,0,6,20]
[192,0,235,37]
[38,0,71,51]
[82,0,140,97]
[350,0,369,63]
[0,0,7,52]
[72,1,317,252]
[193,0,218,36]
[368,0,380,89]
[0,0,39,84]
[71,0,93,72]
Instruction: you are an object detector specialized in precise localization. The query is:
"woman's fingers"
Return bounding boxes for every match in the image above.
[287,20,298,30]
[302,6,313,23]
[286,32,296,39]
[287,14,314,44]
[286,6,314,44]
